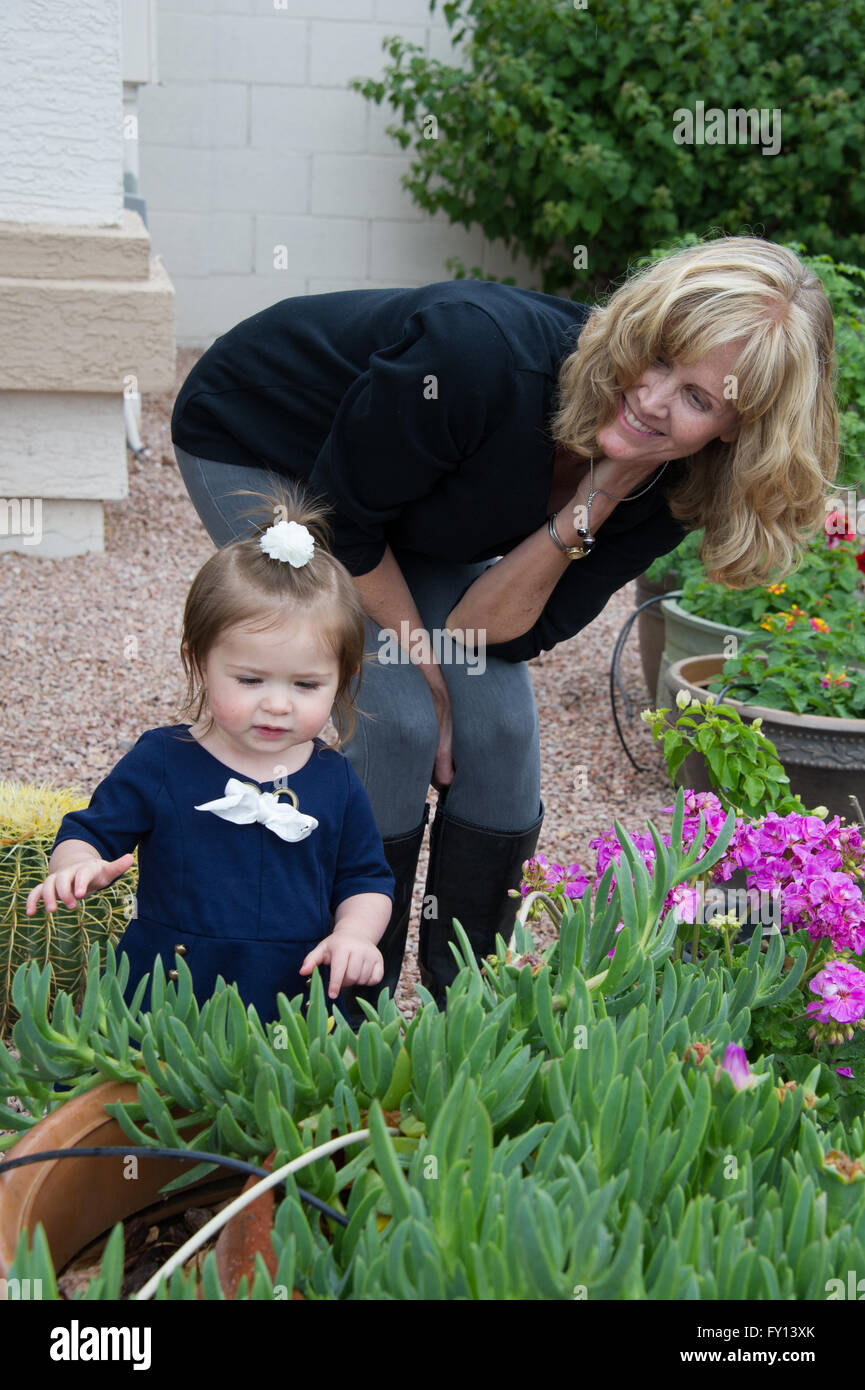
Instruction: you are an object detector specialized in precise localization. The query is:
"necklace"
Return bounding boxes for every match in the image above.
[575,455,671,553]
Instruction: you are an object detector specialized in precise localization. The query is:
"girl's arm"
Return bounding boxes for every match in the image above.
[49,838,104,873]
[332,892,393,945]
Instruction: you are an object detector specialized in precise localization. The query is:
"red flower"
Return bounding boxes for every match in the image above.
[857,551,865,575]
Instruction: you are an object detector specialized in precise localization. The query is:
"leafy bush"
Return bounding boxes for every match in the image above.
[642,692,809,820]
[353,0,865,299]
[5,791,865,1299]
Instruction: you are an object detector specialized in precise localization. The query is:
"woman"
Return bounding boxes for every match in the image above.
[170,235,838,1017]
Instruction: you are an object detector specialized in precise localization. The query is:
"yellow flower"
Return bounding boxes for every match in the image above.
[766,582,786,595]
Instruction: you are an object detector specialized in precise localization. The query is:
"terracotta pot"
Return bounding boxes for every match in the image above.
[0,1080,240,1285]
[634,570,680,702]
[214,1149,283,1298]
[661,654,865,820]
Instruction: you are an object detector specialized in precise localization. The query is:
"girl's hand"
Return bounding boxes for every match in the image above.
[300,932,384,1000]
[25,853,136,916]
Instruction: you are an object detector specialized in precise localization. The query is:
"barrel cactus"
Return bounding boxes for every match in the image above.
[0,780,137,1037]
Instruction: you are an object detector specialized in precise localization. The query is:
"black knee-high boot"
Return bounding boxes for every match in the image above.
[418,796,545,1010]
[342,803,430,1028]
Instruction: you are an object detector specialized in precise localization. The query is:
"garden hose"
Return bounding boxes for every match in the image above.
[609,588,683,772]
[610,591,747,771]
[136,1125,400,1301]
[0,1144,349,1227]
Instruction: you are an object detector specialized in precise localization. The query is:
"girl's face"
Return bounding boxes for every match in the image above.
[194,611,343,773]
[595,339,743,467]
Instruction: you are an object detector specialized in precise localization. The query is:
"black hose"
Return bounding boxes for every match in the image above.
[0,1144,349,1226]
[609,588,683,771]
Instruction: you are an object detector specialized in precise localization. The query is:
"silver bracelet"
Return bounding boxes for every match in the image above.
[547,513,591,561]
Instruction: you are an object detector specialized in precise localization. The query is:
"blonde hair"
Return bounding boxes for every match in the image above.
[550,236,839,588]
[173,479,369,747]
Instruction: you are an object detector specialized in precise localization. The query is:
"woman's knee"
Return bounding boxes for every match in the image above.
[449,664,539,763]
[356,691,440,771]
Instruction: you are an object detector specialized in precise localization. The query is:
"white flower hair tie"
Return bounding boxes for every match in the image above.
[259,518,315,567]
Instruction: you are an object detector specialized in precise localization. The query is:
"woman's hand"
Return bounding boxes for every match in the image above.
[25,852,136,916]
[300,932,384,1000]
[426,667,454,791]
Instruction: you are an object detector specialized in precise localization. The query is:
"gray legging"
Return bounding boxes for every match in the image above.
[175,445,542,837]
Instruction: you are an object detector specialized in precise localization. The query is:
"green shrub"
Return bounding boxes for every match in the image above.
[352,0,865,299]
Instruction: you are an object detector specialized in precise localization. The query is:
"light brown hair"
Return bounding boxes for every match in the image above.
[173,480,368,746]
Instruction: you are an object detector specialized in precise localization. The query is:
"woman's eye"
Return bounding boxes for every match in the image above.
[297,682,319,690]
[689,390,709,410]
[237,677,260,685]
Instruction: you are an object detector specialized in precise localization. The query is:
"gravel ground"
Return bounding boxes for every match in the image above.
[1,349,674,1019]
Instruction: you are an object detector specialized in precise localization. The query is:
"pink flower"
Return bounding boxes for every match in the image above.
[837,1067,854,1079]
[808,961,865,1024]
[717,1044,762,1091]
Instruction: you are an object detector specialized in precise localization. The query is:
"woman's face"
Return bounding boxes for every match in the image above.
[596,339,743,466]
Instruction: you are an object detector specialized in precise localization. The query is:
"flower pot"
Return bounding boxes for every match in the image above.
[634,570,679,702]
[657,600,751,708]
[661,654,865,820]
[0,1080,241,1285]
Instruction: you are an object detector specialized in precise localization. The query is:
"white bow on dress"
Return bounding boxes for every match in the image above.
[195,778,318,842]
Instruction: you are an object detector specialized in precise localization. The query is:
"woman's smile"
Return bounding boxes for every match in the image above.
[596,340,743,463]
[620,395,664,436]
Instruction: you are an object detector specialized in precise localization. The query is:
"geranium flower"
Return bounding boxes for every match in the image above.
[808,961,865,1024]
[824,509,857,547]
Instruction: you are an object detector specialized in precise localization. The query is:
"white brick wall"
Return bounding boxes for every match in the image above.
[138,0,536,345]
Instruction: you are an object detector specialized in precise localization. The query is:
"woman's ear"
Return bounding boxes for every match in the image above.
[719,424,739,443]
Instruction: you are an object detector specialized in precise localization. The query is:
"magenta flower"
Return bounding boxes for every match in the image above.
[808,961,865,1024]
[717,1044,763,1091]
[837,1067,854,1079]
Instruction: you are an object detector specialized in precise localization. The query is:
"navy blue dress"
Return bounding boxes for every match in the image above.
[50,725,395,1022]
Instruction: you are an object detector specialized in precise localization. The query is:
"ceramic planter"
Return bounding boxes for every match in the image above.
[661,654,865,820]
[0,1080,242,1288]
[634,570,680,702]
[657,599,751,707]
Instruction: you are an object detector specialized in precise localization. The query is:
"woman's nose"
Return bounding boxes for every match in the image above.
[637,374,671,414]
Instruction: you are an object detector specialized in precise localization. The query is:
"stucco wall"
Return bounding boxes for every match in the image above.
[0,0,124,225]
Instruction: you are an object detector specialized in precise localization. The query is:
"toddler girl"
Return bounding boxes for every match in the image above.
[25,484,395,1023]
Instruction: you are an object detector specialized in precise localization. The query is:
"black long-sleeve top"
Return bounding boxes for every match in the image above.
[171,280,688,662]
